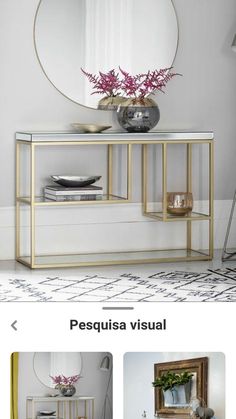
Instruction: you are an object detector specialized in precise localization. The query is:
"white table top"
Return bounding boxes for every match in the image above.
[27,396,95,401]
[16,130,214,142]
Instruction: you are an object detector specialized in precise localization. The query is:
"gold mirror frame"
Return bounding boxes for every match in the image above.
[33,352,83,389]
[33,0,179,110]
[154,357,208,417]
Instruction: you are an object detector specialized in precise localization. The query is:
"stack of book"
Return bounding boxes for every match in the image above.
[37,412,57,419]
[44,185,103,202]
[37,416,59,419]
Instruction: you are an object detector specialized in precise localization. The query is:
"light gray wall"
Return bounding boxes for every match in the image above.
[0,0,236,207]
[18,352,112,419]
[124,352,225,419]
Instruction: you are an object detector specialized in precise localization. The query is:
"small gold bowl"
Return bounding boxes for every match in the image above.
[167,192,193,216]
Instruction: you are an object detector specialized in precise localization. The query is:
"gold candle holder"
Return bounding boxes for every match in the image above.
[167,192,193,215]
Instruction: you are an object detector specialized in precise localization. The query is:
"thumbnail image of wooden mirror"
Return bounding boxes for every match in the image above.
[154,357,208,417]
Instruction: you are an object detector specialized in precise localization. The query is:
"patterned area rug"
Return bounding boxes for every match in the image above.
[1,268,236,302]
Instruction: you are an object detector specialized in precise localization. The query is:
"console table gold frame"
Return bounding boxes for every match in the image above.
[26,396,94,419]
[16,131,214,269]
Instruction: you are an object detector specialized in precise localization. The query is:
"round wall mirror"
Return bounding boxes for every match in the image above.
[33,352,82,388]
[34,0,179,109]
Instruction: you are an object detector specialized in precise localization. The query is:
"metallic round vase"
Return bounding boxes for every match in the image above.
[98,95,127,110]
[117,97,160,132]
[60,385,76,397]
[167,192,193,216]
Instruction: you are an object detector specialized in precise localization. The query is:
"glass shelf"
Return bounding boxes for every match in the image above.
[17,249,210,269]
[143,211,210,222]
[17,194,128,206]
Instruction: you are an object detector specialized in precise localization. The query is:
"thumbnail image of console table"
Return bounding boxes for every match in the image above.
[26,396,95,419]
[16,131,214,268]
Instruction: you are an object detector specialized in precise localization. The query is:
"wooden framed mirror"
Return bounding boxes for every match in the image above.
[154,357,208,417]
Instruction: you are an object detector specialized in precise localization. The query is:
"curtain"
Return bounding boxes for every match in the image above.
[83,0,134,107]
[10,353,19,419]
[85,0,133,70]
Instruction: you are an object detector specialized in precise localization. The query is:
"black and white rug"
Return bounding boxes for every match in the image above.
[1,268,236,302]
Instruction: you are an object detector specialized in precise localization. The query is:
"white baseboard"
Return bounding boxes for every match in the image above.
[0,200,235,260]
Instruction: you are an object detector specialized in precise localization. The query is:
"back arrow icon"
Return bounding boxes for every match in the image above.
[11,321,17,331]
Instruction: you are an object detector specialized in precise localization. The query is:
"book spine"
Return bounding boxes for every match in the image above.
[45,194,103,202]
[44,188,103,196]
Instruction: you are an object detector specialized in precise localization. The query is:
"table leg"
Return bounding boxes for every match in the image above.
[30,143,36,267]
[142,144,148,214]
[127,144,132,201]
[15,142,20,259]
[69,400,72,419]
[162,143,167,220]
[209,141,214,259]
[187,143,192,252]
[31,400,35,419]
[107,144,113,197]
[92,399,95,419]
[64,400,67,419]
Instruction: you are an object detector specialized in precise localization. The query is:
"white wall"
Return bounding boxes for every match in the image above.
[1,0,236,259]
[123,352,225,419]
[1,200,236,260]
[18,352,112,419]
[1,0,236,205]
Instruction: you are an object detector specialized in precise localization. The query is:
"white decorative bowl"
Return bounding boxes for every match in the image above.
[71,123,111,133]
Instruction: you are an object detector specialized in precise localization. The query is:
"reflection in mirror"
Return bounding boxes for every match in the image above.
[163,372,197,408]
[34,0,178,108]
[33,352,82,388]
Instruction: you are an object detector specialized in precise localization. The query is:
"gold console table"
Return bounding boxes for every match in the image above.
[16,131,214,269]
[26,396,95,419]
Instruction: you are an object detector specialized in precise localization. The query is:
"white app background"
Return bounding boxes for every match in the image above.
[0,302,233,418]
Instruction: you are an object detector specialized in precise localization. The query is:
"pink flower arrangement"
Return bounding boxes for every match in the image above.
[81,67,180,99]
[81,68,121,97]
[119,67,180,99]
[50,374,81,387]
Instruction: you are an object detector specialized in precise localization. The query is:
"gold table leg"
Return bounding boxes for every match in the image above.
[30,143,36,268]
[142,144,148,214]
[85,400,87,418]
[209,141,214,259]
[107,144,113,197]
[16,142,20,259]
[31,400,35,419]
[187,143,192,252]
[69,400,72,419]
[26,399,29,419]
[64,400,67,419]
[162,143,167,220]
[127,144,132,201]
[92,399,95,419]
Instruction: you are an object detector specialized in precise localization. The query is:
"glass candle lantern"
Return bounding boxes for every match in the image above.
[167,192,193,215]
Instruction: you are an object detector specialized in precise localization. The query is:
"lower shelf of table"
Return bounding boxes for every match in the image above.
[143,210,211,222]
[17,248,212,269]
